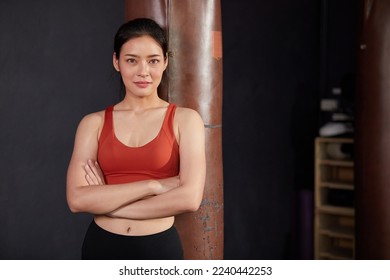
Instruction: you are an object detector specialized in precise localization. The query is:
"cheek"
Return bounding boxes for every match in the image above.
[119,66,135,77]
[150,67,166,78]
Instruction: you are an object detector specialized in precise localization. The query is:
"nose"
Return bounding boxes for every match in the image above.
[137,61,149,77]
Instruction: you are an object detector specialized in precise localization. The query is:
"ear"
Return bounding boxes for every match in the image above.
[163,54,168,71]
[113,53,120,72]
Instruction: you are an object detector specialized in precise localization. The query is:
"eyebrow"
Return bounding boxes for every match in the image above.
[123,54,162,58]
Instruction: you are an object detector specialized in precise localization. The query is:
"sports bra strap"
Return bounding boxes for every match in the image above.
[98,105,114,145]
[161,104,177,144]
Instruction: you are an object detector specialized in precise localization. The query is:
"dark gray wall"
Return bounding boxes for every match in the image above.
[0,0,123,259]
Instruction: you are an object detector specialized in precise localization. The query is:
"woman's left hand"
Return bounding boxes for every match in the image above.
[84,160,106,186]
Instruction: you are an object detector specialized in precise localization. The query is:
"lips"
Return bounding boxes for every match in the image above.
[134,81,152,88]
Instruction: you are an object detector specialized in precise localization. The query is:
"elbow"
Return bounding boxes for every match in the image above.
[66,190,104,214]
[184,194,203,213]
[68,204,81,214]
[66,191,84,213]
[186,202,201,212]
[186,186,205,212]
[67,198,82,213]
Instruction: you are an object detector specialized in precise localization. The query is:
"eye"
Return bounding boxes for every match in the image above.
[126,58,137,64]
[149,59,160,65]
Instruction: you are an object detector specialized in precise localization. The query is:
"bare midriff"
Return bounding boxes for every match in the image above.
[94,215,175,236]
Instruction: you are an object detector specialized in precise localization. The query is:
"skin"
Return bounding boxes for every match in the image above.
[66,35,206,236]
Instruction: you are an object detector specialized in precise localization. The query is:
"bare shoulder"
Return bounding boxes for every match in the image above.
[76,109,105,134]
[174,106,205,148]
[174,106,204,126]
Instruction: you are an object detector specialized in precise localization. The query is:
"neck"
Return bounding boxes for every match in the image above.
[118,93,166,111]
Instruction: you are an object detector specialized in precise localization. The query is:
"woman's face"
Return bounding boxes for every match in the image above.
[113,35,167,99]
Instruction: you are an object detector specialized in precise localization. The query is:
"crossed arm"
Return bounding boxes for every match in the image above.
[66,107,206,219]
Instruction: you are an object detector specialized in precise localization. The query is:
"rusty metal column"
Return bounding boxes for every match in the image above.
[125,0,224,259]
[356,0,390,259]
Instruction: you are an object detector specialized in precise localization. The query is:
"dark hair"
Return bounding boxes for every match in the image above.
[114,18,168,59]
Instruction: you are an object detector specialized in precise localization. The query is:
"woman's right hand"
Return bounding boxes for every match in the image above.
[84,160,106,186]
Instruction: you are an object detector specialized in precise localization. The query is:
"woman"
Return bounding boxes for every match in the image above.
[66,18,206,260]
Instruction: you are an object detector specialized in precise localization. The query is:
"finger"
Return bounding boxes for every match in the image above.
[93,161,106,185]
[90,160,105,185]
[87,160,98,175]
[84,164,99,185]
[85,174,94,185]
[93,161,104,184]
[87,160,105,185]
[88,160,102,179]
[94,160,101,169]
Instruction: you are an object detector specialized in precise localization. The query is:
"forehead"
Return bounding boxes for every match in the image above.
[120,35,163,55]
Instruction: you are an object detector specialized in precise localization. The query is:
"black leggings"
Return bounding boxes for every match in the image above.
[81,220,183,260]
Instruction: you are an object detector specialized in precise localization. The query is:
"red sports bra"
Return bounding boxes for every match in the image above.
[97,104,180,185]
